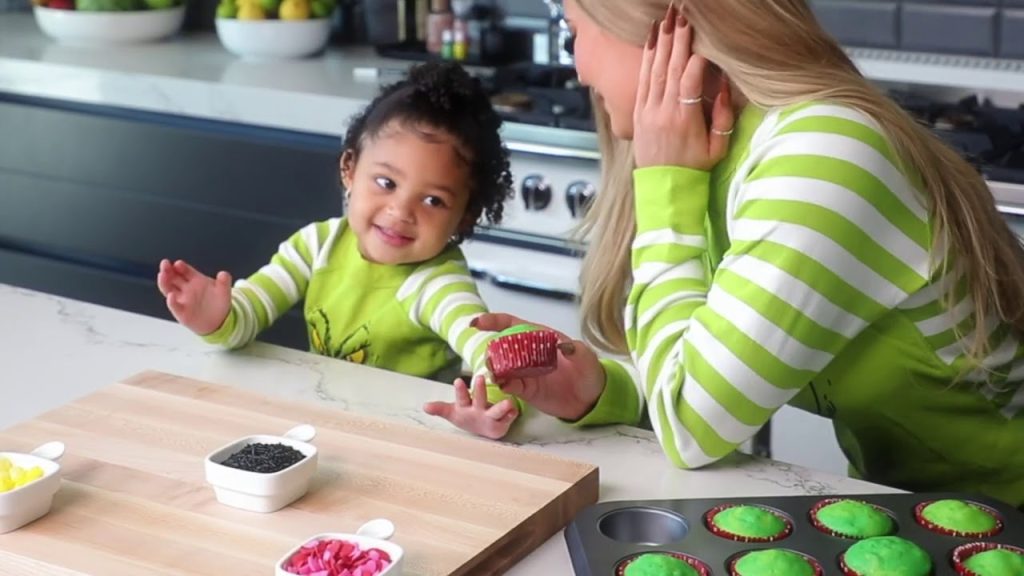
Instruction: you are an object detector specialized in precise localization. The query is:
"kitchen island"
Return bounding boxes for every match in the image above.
[0,283,897,574]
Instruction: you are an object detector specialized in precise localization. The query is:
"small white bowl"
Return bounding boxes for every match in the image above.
[204,424,318,513]
[276,519,404,576]
[33,5,185,45]
[215,18,331,59]
[0,442,65,534]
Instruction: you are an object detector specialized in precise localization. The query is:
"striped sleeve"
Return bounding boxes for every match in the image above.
[203,220,334,348]
[625,104,934,468]
[399,258,521,408]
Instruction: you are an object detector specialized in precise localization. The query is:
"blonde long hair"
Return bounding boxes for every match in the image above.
[578,0,1024,360]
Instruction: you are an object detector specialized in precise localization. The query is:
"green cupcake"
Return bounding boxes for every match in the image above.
[620,553,701,576]
[916,499,1002,537]
[811,499,895,539]
[958,545,1024,569]
[841,536,932,576]
[707,505,792,542]
[731,549,820,576]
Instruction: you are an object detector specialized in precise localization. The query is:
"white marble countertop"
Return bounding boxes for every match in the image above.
[0,14,598,151]
[0,282,898,574]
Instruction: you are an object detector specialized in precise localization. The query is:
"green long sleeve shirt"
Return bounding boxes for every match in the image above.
[203,217,513,405]
[576,102,1024,507]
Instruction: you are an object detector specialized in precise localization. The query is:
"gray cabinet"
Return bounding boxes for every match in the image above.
[812,0,1023,58]
[0,94,344,351]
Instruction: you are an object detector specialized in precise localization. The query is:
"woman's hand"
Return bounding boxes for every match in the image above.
[157,259,232,336]
[423,376,519,440]
[632,4,734,170]
[468,313,607,422]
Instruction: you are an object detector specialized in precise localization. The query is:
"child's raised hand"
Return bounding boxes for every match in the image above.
[423,375,519,440]
[157,259,232,336]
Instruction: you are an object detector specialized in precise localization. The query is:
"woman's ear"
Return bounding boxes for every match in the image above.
[340,149,356,189]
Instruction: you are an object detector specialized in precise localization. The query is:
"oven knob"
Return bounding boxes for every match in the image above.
[521,174,552,211]
[566,180,596,218]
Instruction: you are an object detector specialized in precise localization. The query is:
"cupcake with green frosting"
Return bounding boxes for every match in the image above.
[616,552,709,576]
[705,504,793,543]
[840,536,933,576]
[728,549,823,576]
[952,543,1024,576]
[810,498,896,539]
[914,499,1003,538]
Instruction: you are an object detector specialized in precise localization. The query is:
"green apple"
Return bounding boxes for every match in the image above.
[143,0,176,9]
[310,0,332,18]
[259,0,280,12]
[215,0,236,17]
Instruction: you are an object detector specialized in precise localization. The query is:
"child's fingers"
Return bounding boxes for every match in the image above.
[156,271,175,297]
[422,401,454,420]
[471,376,488,410]
[173,259,201,280]
[486,398,517,421]
[215,271,233,289]
[454,378,472,407]
[166,292,189,317]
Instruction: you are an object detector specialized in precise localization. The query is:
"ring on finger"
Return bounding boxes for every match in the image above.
[677,95,702,105]
[711,127,735,136]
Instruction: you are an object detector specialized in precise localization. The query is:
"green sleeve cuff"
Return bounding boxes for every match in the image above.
[486,384,526,415]
[569,359,643,427]
[200,309,237,347]
[633,166,711,234]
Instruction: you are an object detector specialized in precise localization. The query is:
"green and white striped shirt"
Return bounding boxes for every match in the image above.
[578,102,1024,506]
[204,217,511,404]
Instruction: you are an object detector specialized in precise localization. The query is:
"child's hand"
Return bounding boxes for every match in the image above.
[157,259,232,336]
[423,375,518,440]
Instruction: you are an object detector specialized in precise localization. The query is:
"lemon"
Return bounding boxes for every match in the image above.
[0,457,10,473]
[279,0,309,20]
[8,467,23,484]
[236,0,266,20]
[0,476,13,493]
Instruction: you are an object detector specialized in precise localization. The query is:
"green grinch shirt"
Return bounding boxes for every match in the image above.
[577,102,1024,507]
[203,217,512,405]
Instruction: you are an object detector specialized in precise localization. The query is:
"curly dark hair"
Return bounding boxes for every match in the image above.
[341,61,513,245]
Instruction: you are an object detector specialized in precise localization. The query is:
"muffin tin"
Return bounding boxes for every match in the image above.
[563,492,1024,575]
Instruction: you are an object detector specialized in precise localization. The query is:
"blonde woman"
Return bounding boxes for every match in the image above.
[468,0,1024,507]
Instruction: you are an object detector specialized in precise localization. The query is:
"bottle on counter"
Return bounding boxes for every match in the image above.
[440,28,455,59]
[452,19,468,61]
[426,0,454,54]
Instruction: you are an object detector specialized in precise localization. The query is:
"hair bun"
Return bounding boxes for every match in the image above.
[406,61,480,112]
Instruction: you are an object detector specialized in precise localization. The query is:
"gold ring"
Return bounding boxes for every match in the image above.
[711,127,734,136]
[678,96,702,105]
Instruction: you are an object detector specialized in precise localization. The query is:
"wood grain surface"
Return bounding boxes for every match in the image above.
[0,371,599,575]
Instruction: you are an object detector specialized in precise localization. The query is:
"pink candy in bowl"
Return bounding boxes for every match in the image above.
[276,519,404,576]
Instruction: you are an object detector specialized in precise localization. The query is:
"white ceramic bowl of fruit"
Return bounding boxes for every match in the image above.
[214,0,335,59]
[0,442,65,534]
[32,0,185,45]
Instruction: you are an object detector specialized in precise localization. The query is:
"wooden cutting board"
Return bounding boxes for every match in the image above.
[0,370,599,576]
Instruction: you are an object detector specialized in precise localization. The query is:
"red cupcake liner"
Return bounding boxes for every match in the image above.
[615,552,711,576]
[486,329,558,380]
[808,497,896,539]
[728,549,824,576]
[951,542,1024,576]
[913,500,1004,538]
[704,504,794,543]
